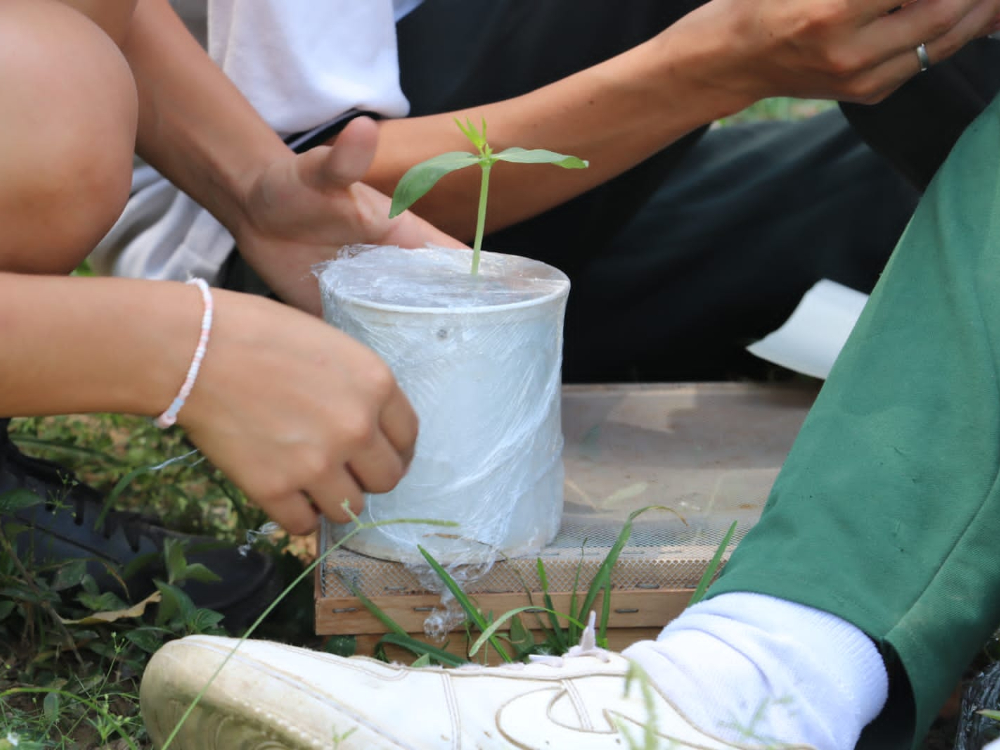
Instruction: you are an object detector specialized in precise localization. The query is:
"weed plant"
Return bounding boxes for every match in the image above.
[0,416,312,748]
[389,117,587,275]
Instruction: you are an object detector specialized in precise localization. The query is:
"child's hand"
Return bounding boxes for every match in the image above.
[178,289,418,535]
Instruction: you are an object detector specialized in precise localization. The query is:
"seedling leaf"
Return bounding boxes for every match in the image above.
[493,147,589,169]
[456,117,488,151]
[388,152,481,218]
[389,117,588,275]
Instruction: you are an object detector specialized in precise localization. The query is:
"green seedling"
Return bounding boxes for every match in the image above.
[389,117,588,275]
[687,520,737,607]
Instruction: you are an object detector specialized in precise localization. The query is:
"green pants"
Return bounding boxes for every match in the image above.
[710,91,1000,748]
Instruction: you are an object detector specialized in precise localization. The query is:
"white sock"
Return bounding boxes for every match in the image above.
[621,592,888,749]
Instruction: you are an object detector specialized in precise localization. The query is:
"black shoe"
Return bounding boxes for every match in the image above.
[0,420,284,632]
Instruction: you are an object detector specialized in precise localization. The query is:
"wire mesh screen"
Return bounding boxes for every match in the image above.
[319,382,816,601]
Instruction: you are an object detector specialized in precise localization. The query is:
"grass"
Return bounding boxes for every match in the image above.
[0,97,830,748]
[0,415,317,748]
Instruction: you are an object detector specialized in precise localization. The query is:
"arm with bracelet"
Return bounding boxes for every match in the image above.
[0,0,435,535]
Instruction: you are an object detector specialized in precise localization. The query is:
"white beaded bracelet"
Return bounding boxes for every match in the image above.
[154,278,214,429]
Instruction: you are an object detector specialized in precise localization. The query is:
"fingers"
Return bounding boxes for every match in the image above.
[259,394,416,530]
[822,0,1000,101]
[245,435,404,535]
[299,424,410,527]
[377,384,420,467]
[303,401,414,525]
[871,0,1000,69]
[182,294,420,537]
[298,116,380,193]
[256,412,412,530]
[264,492,321,536]
[348,431,408,493]
[917,0,1000,60]
[305,469,366,524]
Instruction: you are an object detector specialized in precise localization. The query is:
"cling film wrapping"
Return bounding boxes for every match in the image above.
[316,245,571,587]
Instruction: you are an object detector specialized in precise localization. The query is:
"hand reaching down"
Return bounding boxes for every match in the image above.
[177,289,418,535]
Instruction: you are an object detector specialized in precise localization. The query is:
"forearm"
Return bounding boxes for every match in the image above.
[0,274,197,418]
[120,0,289,236]
[367,10,750,239]
[369,0,998,240]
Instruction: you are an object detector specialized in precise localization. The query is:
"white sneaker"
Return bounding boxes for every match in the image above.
[141,618,816,750]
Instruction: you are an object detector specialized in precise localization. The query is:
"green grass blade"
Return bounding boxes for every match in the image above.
[598,573,613,644]
[511,569,562,653]
[536,558,567,652]
[416,544,512,663]
[567,546,586,642]
[0,688,139,750]
[377,633,467,667]
[687,520,738,608]
[577,506,682,624]
[8,435,128,465]
[336,574,409,638]
[468,605,584,658]
[507,614,536,659]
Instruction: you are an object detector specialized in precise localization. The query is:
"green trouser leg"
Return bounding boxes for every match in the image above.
[708,91,1000,749]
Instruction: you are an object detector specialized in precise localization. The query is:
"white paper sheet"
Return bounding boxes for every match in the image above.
[746,279,868,380]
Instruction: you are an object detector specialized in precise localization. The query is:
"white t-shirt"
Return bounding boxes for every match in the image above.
[90,0,422,282]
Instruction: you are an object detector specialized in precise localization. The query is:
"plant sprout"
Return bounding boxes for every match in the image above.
[389,118,588,275]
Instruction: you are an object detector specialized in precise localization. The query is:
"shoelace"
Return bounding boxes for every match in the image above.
[527,611,612,667]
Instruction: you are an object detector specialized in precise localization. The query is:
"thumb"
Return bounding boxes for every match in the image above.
[297,116,380,193]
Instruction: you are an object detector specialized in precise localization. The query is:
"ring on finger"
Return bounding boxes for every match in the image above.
[915,43,931,72]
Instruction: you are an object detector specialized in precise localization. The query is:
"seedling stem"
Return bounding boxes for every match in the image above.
[389,117,588,275]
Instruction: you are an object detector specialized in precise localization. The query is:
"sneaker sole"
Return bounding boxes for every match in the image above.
[141,638,406,750]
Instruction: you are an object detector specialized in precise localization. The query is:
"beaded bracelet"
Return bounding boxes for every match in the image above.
[154,278,214,429]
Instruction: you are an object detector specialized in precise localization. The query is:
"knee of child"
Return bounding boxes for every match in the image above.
[0,0,138,274]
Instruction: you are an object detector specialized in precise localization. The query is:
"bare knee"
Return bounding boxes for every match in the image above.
[0,0,138,274]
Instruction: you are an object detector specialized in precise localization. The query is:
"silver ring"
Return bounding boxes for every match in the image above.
[915,43,931,72]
